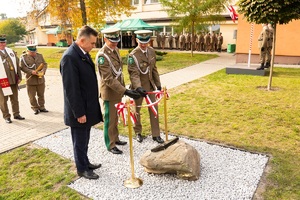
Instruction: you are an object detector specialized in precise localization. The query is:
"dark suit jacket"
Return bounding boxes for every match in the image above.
[60,42,103,127]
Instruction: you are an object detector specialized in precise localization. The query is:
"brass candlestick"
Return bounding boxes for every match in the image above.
[124,99,143,188]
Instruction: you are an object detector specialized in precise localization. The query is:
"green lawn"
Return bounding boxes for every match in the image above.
[2,47,300,199]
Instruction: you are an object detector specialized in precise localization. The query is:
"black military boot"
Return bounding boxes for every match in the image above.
[256,64,265,70]
[265,62,270,68]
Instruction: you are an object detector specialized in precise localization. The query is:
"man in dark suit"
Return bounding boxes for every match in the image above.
[60,25,103,180]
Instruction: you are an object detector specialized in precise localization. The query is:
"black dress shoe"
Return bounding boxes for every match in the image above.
[5,118,12,123]
[88,163,102,169]
[116,140,127,145]
[34,110,39,115]
[14,115,25,120]
[109,147,123,154]
[136,134,143,143]
[77,170,99,179]
[39,109,49,112]
[153,136,164,144]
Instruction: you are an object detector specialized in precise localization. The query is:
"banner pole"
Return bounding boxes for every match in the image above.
[124,99,143,188]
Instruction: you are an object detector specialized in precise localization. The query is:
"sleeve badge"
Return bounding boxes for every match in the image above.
[98,56,105,65]
[128,57,134,65]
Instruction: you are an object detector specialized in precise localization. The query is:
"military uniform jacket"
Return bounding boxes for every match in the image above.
[96,45,125,101]
[217,36,223,45]
[0,48,22,85]
[20,53,47,85]
[128,46,161,91]
[267,28,274,48]
[258,28,269,49]
[179,34,185,43]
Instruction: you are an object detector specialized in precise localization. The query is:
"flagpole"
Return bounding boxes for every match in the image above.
[247,23,254,68]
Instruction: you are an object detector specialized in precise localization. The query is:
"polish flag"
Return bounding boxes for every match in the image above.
[224,5,238,23]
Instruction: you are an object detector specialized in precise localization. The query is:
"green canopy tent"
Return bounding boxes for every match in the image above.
[104,18,157,49]
[109,18,157,31]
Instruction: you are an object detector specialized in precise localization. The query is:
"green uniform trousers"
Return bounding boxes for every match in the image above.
[134,93,160,137]
[103,99,121,150]
[27,82,45,111]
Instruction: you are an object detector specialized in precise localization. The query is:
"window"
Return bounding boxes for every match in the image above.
[144,0,159,4]
[132,0,139,5]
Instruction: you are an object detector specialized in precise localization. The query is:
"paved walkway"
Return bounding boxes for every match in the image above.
[0,52,236,153]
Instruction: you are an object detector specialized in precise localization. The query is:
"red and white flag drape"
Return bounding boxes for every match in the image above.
[115,89,169,126]
[115,99,137,126]
[224,4,238,23]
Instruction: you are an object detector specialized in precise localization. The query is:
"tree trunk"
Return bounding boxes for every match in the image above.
[79,0,87,25]
[267,24,276,91]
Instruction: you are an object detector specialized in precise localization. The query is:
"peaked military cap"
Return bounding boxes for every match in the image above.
[0,34,6,42]
[101,28,121,43]
[26,44,37,52]
[134,30,152,44]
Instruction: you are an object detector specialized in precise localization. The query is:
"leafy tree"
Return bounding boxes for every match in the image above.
[237,0,300,90]
[0,13,7,20]
[0,19,27,44]
[159,0,230,56]
[32,0,134,36]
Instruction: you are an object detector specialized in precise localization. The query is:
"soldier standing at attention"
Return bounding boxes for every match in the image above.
[195,32,200,51]
[127,30,164,144]
[257,24,270,70]
[20,44,48,115]
[265,23,274,68]
[156,31,161,49]
[0,34,25,123]
[174,32,179,50]
[167,33,173,50]
[185,33,191,51]
[161,33,166,50]
[179,33,185,51]
[199,32,204,51]
[96,28,140,154]
[217,33,223,52]
[211,32,217,52]
[204,32,211,52]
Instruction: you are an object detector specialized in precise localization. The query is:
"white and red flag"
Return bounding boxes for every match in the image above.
[224,4,238,23]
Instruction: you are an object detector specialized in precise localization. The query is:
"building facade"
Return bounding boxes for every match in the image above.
[236,16,300,65]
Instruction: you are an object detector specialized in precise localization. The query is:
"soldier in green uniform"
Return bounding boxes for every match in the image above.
[257,24,270,70]
[265,23,274,68]
[96,28,140,154]
[20,44,48,114]
[0,34,25,123]
[127,30,164,144]
[217,32,223,52]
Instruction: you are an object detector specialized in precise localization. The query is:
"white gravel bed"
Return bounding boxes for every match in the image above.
[34,128,268,200]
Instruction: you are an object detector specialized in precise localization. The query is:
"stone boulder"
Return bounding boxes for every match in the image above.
[139,139,200,181]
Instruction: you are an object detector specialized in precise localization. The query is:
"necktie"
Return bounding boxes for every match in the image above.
[113,50,119,57]
[85,53,90,60]
[144,52,147,57]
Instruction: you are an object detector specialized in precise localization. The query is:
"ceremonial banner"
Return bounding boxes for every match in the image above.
[0,57,12,96]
